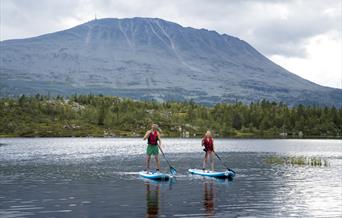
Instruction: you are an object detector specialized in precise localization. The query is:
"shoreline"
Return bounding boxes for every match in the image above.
[1,135,341,140]
[2,96,341,140]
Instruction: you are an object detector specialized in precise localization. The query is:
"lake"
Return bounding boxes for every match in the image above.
[0,138,341,217]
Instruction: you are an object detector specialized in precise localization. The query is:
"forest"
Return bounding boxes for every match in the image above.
[0,94,341,138]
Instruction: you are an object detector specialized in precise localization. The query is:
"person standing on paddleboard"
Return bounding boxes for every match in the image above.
[202,130,215,171]
[143,124,162,172]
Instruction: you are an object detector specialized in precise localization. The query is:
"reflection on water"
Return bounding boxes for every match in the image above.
[145,183,159,218]
[0,138,341,217]
[203,181,215,217]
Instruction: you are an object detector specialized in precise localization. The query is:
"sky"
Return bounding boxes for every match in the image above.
[1,0,341,89]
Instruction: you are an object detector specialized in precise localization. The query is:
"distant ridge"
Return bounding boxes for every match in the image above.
[0,17,341,106]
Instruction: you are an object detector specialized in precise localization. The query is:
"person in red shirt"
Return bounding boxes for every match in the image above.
[202,130,215,171]
[143,124,161,172]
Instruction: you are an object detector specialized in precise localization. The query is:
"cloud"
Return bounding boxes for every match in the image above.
[1,0,339,57]
[245,0,340,57]
[0,0,341,88]
[0,0,81,39]
[270,30,342,89]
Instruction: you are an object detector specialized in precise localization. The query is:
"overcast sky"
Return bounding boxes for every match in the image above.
[1,0,341,88]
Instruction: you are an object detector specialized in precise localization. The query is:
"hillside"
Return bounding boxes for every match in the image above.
[0,95,341,138]
[0,17,341,106]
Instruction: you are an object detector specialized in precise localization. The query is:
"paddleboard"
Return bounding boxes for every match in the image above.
[188,168,235,178]
[139,171,171,181]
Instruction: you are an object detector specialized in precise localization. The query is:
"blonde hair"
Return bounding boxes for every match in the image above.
[151,123,160,131]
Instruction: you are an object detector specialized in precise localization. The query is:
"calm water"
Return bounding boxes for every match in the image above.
[0,138,341,217]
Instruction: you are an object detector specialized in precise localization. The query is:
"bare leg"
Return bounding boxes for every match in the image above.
[145,155,151,172]
[155,155,160,171]
[203,152,208,170]
[210,152,214,171]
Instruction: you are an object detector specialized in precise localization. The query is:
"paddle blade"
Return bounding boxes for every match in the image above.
[227,168,236,174]
[170,166,177,175]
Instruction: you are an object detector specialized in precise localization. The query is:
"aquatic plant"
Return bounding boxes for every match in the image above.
[265,156,329,167]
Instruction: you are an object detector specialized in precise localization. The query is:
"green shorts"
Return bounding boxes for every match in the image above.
[146,144,159,156]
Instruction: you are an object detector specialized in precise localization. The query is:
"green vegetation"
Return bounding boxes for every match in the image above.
[0,94,341,137]
[265,156,329,167]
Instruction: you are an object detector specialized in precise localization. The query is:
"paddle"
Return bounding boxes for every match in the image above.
[158,144,177,175]
[213,151,236,174]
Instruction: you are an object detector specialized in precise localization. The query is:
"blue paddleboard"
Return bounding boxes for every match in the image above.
[188,168,235,178]
[139,171,171,181]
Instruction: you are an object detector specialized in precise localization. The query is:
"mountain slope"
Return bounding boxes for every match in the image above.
[1,17,341,106]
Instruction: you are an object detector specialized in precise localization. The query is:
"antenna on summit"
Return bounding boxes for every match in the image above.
[94,13,97,21]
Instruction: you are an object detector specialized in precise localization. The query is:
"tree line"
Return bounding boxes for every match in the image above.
[0,94,341,138]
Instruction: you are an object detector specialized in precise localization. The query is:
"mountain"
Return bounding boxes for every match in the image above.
[0,17,341,106]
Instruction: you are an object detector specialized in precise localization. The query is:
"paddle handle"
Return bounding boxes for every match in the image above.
[158,144,171,166]
[213,151,221,160]
[213,151,235,173]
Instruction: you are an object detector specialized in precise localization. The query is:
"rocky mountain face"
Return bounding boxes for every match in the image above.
[1,17,341,106]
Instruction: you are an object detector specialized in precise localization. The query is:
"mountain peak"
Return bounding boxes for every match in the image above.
[87,17,182,26]
[1,17,341,106]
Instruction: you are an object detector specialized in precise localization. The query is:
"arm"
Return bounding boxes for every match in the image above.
[201,138,204,146]
[157,132,166,156]
[157,132,162,147]
[143,130,151,140]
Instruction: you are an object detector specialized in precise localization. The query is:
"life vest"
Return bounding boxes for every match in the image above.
[148,130,159,145]
[202,137,213,151]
